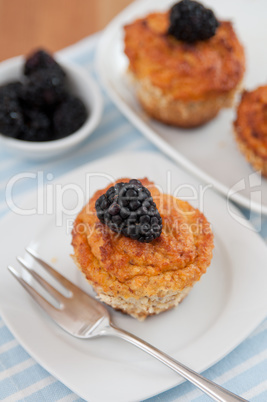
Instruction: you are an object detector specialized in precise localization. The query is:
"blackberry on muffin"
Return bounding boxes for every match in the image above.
[72,178,214,320]
[168,0,219,42]
[95,179,162,242]
[124,0,245,127]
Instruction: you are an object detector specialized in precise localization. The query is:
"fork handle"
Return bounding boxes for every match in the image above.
[104,323,247,402]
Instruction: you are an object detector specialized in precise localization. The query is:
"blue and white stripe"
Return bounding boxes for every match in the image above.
[0,35,267,401]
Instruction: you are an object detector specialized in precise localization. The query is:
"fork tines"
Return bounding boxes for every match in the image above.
[7,248,72,319]
[7,247,110,338]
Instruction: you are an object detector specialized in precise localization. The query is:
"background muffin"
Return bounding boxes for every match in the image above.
[72,178,214,320]
[234,86,267,177]
[124,1,245,128]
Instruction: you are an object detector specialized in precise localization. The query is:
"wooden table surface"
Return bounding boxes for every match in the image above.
[0,0,133,61]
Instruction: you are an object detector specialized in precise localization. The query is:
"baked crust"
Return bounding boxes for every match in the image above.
[71,178,214,320]
[124,12,245,127]
[234,86,267,176]
[131,73,236,127]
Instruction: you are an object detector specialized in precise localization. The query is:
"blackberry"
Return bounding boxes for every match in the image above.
[19,108,52,142]
[95,179,162,243]
[0,83,24,138]
[168,0,219,43]
[24,49,65,78]
[53,95,88,138]
[21,69,66,108]
[0,82,23,101]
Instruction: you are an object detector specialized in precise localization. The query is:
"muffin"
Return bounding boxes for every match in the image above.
[234,86,267,177]
[123,0,245,128]
[71,178,214,320]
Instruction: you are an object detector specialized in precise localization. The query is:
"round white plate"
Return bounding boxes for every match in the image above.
[1,151,267,402]
[96,0,267,214]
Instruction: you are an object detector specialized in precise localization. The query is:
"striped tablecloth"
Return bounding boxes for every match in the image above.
[1,33,267,402]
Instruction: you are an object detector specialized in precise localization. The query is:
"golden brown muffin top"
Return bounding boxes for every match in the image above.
[124,12,245,101]
[234,86,267,159]
[72,178,214,299]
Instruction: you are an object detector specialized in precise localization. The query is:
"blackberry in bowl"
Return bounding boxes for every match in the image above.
[24,49,66,78]
[53,95,88,139]
[0,49,102,160]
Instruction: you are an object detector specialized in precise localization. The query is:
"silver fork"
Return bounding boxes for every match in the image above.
[8,247,247,402]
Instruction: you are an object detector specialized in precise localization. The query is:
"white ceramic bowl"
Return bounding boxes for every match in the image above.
[0,55,103,160]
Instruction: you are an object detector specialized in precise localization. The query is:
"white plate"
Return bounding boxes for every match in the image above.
[1,151,267,402]
[96,0,267,215]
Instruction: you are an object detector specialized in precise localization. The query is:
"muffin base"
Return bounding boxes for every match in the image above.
[73,253,193,320]
[133,75,237,128]
[97,286,193,321]
[234,126,267,177]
